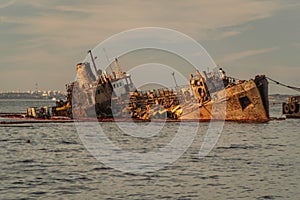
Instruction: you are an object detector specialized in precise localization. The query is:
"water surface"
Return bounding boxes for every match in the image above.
[0,100,299,199]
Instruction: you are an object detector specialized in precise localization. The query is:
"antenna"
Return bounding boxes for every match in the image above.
[103,48,114,72]
[171,72,178,89]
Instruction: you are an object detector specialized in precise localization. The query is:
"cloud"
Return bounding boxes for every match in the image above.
[218,47,279,63]
[0,0,291,90]
[1,0,282,57]
[11,0,283,40]
[294,43,300,49]
[17,0,59,9]
[0,0,15,9]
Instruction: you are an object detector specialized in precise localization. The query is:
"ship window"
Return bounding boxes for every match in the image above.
[239,96,251,109]
[198,88,202,95]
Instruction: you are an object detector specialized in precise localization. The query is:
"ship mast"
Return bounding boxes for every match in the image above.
[87,50,99,75]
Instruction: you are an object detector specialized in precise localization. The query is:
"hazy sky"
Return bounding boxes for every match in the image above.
[0,0,299,94]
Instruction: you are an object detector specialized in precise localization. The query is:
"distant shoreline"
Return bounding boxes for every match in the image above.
[0,98,57,100]
[0,96,61,100]
[0,94,65,100]
[0,94,292,100]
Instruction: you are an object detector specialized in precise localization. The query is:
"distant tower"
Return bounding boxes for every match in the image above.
[35,83,38,93]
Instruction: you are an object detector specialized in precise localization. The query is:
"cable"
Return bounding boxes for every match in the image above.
[266,77,300,92]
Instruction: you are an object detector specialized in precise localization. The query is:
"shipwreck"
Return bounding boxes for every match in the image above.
[0,50,271,123]
[68,52,270,122]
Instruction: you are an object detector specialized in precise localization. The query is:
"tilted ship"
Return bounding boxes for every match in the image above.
[67,56,270,122]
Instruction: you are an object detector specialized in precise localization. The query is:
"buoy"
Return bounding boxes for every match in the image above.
[283,103,290,114]
[289,102,296,113]
[25,139,30,143]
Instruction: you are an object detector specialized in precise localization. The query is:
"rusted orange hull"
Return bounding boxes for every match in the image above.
[181,77,269,122]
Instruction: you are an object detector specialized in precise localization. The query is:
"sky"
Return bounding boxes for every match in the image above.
[0,0,299,94]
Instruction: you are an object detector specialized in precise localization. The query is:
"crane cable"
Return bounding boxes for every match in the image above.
[266,77,300,92]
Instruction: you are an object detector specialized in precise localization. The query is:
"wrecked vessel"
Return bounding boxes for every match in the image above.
[184,72,269,122]
[0,55,270,123]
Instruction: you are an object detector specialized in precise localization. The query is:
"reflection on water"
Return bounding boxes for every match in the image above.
[0,100,299,199]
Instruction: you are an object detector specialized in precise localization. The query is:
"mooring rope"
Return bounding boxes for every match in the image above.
[266,77,300,92]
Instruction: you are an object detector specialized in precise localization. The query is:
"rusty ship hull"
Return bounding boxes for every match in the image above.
[181,76,269,122]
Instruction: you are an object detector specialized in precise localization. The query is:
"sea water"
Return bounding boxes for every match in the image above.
[0,99,299,199]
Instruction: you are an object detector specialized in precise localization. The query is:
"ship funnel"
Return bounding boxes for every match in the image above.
[76,62,96,89]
